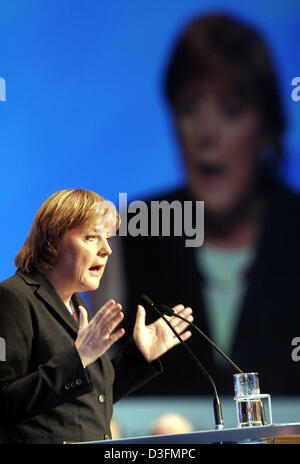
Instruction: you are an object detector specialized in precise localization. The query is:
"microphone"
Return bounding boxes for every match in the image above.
[140,294,224,430]
[159,304,243,374]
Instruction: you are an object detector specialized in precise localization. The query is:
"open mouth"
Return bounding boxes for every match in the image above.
[89,265,103,275]
[196,162,227,184]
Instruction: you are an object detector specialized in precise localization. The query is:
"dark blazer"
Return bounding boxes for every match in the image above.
[114,180,300,397]
[0,269,161,444]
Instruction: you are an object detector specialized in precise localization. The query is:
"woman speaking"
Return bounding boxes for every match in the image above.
[0,189,193,444]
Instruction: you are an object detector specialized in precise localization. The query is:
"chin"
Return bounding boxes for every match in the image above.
[81,280,101,293]
[199,194,234,216]
[206,203,235,218]
[90,282,101,291]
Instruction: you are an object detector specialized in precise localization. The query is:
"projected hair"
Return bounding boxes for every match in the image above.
[164,12,286,171]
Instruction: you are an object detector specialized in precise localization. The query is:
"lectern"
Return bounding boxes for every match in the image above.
[73,422,300,444]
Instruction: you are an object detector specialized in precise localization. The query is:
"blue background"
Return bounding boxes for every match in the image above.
[1,0,300,281]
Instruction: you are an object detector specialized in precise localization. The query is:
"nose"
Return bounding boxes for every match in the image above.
[196,107,219,150]
[97,236,112,257]
[181,100,220,152]
[197,131,217,152]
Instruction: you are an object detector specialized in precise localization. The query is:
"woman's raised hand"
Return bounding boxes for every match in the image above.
[75,300,125,368]
[133,304,193,363]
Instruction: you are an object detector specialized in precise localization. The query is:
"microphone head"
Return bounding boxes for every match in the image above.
[159,304,175,316]
[139,294,155,308]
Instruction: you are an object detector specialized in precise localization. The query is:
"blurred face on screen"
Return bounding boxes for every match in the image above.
[174,80,262,218]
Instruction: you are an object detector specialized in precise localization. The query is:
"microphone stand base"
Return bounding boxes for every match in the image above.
[215,424,224,430]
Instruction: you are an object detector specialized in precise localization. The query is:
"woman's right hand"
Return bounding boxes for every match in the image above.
[75,299,125,368]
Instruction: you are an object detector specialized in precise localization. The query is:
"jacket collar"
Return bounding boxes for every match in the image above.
[16,268,87,336]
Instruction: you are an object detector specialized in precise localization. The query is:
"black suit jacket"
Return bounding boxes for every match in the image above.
[0,269,161,444]
[117,181,300,397]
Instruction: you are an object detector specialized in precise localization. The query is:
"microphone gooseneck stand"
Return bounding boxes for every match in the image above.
[140,295,224,430]
[159,304,244,374]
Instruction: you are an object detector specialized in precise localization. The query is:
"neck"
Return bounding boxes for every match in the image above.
[45,268,74,307]
[204,193,266,250]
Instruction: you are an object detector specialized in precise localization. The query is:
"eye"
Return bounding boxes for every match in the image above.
[223,105,242,119]
[176,99,199,117]
[221,99,244,119]
[85,235,98,241]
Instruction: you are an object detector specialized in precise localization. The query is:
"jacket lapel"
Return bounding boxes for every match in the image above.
[16,269,83,336]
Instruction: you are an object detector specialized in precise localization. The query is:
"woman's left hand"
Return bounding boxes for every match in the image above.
[133,304,193,363]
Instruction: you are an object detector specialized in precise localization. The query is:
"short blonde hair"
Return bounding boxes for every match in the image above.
[15,189,119,274]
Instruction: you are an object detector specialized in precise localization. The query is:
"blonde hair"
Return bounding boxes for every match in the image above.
[15,189,119,274]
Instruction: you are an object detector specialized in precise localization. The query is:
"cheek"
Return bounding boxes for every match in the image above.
[65,249,91,279]
[78,252,93,274]
[58,249,77,272]
[221,118,261,198]
[177,111,261,154]
[176,122,194,152]
[226,118,260,160]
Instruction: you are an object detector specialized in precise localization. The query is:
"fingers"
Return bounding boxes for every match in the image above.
[134,305,146,330]
[170,307,193,328]
[166,305,193,340]
[97,306,124,340]
[94,299,117,323]
[172,304,185,313]
[156,304,193,335]
[94,300,124,341]
[172,329,192,346]
[93,299,122,328]
[80,299,124,343]
[172,320,193,340]
[75,300,126,368]
[109,327,125,344]
[78,305,89,329]
[172,304,193,317]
